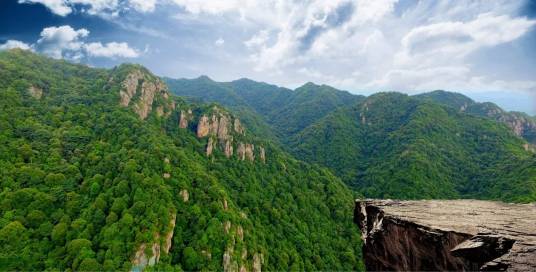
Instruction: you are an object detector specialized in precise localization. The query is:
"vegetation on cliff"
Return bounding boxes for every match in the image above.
[166,78,536,203]
[0,50,363,271]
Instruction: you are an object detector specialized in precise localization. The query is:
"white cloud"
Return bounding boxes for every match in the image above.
[396,13,536,67]
[215,0,399,71]
[127,0,156,13]
[84,42,139,58]
[214,38,225,46]
[15,0,536,101]
[18,0,156,16]
[171,0,236,14]
[36,25,89,58]
[244,30,269,48]
[7,25,140,60]
[365,12,536,93]
[0,40,32,51]
[19,0,72,16]
[161,0,536,96]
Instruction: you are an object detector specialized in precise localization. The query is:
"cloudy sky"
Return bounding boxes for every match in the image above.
[1,0,535,114]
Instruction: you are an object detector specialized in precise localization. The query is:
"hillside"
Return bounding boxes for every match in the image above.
[166,78,536,203]
[291,92,536,202]
[165,77,364,142]
[0,49,363,271]
[415,90,536,144]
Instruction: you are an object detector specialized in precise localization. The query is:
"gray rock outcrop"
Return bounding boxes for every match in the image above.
[195,109,264,162]
[179,109,192,128]
[28,85,43,99]
[355,199,536,271]
[118,69,172,119]
[131,214,177,271]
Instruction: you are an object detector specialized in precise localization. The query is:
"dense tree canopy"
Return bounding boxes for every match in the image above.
[0,49,363,271]
[166,73,536,203]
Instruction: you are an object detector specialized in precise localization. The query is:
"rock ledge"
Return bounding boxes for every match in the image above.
[354,199,536,271]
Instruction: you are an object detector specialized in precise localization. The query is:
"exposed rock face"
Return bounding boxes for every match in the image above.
[355,199,536,271]
[163,214,176,254]
[132,241,159,272]
[224,221,231,234]
[237,225,244,242]
[206,137,215,156]
[180,189,189,202]
[237,143,255,161]
[224,140,234,158]
[134,80,166,120]
[493,111,536,141]
[234,118,244,135]
[197,115,210,137]
[132,214,177,272]
[237,143,246,161]
[253,253,264,272]
[467,103,536,144]
[259,147,265,163]
[223,247,236,272]
[120,70,142,107]
[217,115,230,140]
[196,110,233,140]
[179,109,192,128]
[194,109,264,162]
[119,69,171,120]
[28,85,43,99]
[245,144,254,161]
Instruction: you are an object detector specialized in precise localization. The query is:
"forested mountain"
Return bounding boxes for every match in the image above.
[1,49,534,271]
[165,78,536,203]
[165,77,364,142]
[415,90,536,144]
[291,92,535,202]
[0,49,363,271]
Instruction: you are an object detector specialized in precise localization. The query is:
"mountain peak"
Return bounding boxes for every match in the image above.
[414,90,475,110]
[196,75,213,81]
[110,64,174,119]
[301,81,320,88]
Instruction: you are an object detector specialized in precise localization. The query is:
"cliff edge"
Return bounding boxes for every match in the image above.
[354,199,536,271]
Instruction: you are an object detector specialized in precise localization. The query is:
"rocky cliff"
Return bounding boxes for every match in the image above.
[131,214,177,272]
[465,102,536,144]
[113,65,175,119]
[355,199,536,271]
[177,106,265,162]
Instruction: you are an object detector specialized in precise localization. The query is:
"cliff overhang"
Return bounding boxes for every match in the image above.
[354,199,536,271]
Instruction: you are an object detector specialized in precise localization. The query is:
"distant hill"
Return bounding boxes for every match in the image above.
[292,92,535,201]
[166,79,536,203]
[415,90,536,144]
[165,77,364,143]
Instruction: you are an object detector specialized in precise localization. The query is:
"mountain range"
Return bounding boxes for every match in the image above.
[0,49,534,271]
[166,76,536,202]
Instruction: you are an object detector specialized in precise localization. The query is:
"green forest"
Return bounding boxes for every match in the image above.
[0,49,535,271]
[166,76,536,202]
[0,50,362,271]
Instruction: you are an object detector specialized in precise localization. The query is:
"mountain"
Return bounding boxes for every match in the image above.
[0,50,363,271]
[415,90,536,145]
[165,77,364,142]
[165,78,535,202]
[291,92,536,202]
[1,49,534,271]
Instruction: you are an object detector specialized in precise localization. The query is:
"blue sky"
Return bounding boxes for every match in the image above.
[1,0,535,114]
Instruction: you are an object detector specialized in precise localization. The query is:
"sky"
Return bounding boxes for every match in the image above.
[1,0,535,114]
